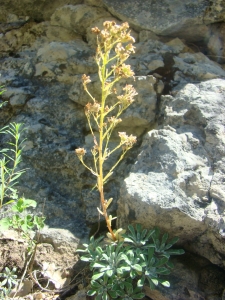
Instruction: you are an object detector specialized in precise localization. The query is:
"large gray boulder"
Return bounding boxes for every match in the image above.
[102,0,225,41]
[117,78,225,267]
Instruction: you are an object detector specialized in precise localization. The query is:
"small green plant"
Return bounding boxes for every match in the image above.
[0,197,45,253]
[0,119,45,294]
[78,224,184,299]
[0,123,26,209]
[0,83,6,109]
[0,267,17,299]
[0,122,45,238]
[75,21,137,241]
[0,122,45,247]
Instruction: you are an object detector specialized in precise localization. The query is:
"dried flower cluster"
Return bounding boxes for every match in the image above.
[76,21,137,241]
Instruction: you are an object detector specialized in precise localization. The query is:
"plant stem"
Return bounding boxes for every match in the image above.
[98,52,116,241]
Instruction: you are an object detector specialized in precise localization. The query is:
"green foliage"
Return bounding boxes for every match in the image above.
[0,267,17,298]
[0,84,6,109]
[0,120,45,264]
[0,122,26,208]
[78,224,184,299]
[0,197,45,232]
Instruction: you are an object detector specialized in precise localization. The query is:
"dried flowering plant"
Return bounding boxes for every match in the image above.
[75,21,137,241]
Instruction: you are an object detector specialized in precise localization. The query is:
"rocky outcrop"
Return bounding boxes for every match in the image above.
[1,0,225,298]
[117,78,225,267]
[102,0,225,40]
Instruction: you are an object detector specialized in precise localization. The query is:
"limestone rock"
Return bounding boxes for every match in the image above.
[117,78,225,267]
[0,0,83,22]
[39,227,79,254]
[84,0,104,6]
[35,40,97,82]
[50,4,110,36]
[174,52,225,81]
[208,22,225,64]
[102,0,225,40]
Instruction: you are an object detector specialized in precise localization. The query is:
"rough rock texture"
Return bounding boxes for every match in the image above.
[208,22,225,64]
[1,0,225,298]
[118,78,225,268]
[0,0,83,22]
[102,0,225,40]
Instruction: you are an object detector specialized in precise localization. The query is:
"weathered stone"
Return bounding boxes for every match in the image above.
[165,38,190,54]
[35,40,97,82]
[102,0,225,40]
[84,0,103,6]
[2,87,34,107]
[174,52,225,81]
[0,0,83,23]
[117,78,225,267]
[207,22,225,64]
[139,30,160,43]
[144,253,225,300]
[50,4,110,36]
[39,227,79,254]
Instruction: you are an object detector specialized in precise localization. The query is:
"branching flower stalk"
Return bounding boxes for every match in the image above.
[75,21,137,241]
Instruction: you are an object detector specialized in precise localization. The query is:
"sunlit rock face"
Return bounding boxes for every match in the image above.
[118,79,225,265]
[102,0,225,38]
[0,0,225,298]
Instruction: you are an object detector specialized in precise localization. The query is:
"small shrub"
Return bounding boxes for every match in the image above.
[0,123,45,250]
[0,118,45,293]
[78,224,184,299]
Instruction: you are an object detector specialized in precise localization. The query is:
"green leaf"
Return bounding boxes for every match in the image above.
[92,272,104,280]
[154,257,168,267]
[137,277,145,287]
[108,290,118,298]
[166,249,185,255]
[124,281,133,290]
[96,294,103,300]
[91,280,101,288]
[164,237,179,250]
[133,264,142,272]
[102,291,109,300]
[87,289,96,296]
[0,218,11,231]
[80,256,91,262]
[160,233,169,250]
[128,224,136,240]
[166,260,174,269]
[106,269,113,277]
[124,237,135,244]
[93,262,106,268]
[151,278,159,285]
[133,292,145,299]
[156,267,170,275]
[130,269,136,279]
[159,279,170,287]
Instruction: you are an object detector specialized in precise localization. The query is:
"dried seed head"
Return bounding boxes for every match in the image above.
[75,148,86,159]
[107,116,122,125]
[118,132,137,150]
[91,27,101,34]
[82,74,91,90]
[85,102,101,114]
